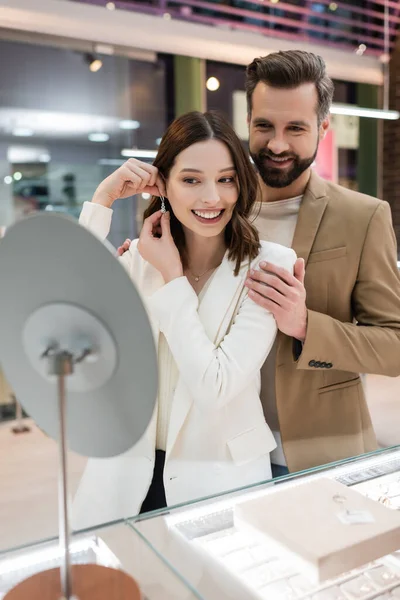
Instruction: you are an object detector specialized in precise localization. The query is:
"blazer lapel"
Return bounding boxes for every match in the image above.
[198,252,248,345]
[166,253,248,457]
[291,170,329,265]
[277,171,329,359]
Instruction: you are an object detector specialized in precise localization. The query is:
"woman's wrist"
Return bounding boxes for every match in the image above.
[92,190,114,209]
[163,266,184,283]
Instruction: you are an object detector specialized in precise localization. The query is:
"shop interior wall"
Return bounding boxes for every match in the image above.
[0,39,167,245]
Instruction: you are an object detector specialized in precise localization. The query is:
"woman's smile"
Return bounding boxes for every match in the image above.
[191,209,225,225]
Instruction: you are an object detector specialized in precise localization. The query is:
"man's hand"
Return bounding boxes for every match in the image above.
[245,258,308,341]
[117,238,132,257]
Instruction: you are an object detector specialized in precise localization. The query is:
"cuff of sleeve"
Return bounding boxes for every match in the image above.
[147,276,198,331]
[292,338,303,361]
[79,201,113,241]
[296,309,334,370]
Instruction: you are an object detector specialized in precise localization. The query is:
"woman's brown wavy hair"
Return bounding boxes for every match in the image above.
[143,110,260,276]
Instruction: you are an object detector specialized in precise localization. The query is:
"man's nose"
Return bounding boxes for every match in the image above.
[267,135,290,155]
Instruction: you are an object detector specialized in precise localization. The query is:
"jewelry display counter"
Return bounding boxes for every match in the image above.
[127,446,400,600]
[1,446,400,600]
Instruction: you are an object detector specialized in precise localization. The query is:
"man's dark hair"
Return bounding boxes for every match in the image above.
[246,50,334,124]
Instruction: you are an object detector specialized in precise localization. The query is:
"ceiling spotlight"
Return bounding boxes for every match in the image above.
[329,2,338,10]
[119,120,140,130]
[106,2,116,9]
[163,12,172,20]
[13,172,22,181]
[142,193,151,200]
[206,77,220,92]
[85,53,103,72]
[88,133,110,142]
[270,0,280,4]
[356,44,367,56]
[12,128,34,137]
[4,176,12,185]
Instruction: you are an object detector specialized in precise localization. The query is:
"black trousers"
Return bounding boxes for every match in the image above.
[139,450,167,514]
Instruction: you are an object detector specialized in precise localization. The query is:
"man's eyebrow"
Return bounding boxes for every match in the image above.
[288,120,310,128]
[252,118,272,126]
[252,118,310,128]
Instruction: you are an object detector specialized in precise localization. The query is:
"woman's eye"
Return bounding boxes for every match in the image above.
[183,178,199,184]
[219,177,235,184]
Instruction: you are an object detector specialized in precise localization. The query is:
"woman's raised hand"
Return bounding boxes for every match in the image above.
[92,158,166,208]
[138,211,183,283]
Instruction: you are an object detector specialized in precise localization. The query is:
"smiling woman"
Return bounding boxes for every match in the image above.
[143,110,261,276]
[73,109,296,530]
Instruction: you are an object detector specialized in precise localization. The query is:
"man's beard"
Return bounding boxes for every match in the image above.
[251,144,319,189]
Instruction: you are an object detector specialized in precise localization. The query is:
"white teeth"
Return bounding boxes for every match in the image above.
[193,210,222,220]
[270,157,292,162]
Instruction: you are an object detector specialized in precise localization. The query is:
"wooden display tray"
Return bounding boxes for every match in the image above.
[4,563,142,600]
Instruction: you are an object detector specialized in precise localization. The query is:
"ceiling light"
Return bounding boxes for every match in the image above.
[119,120,140,130]
[329,2,338,10]
[85,53,103,72]
[12,128,34,137]
[106,2,116,9]
[13,172,22,181]
[270,0,280,4]
[89,58,103,73]
[141,193,151,200]
[330,104,399,120]
[4,176,12,185]
[121,149,157,159]
[88,133,110,142]
[163,12,172,19]
[206,77,220,92]
[39,154,51,163]
[355,44,367,56]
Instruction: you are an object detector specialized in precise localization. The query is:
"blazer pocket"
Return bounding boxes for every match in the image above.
[227,425,276,466]
[308,246,347,264]
[319,376,360,395]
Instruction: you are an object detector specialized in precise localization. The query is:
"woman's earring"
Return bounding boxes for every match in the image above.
[160,195,167,214]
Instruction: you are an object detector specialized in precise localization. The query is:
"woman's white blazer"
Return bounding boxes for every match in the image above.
[72,202,296,530]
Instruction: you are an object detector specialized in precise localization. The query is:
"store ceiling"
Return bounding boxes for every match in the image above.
[71,0,400,58]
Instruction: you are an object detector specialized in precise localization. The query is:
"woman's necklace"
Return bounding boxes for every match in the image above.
[187,266,215,282]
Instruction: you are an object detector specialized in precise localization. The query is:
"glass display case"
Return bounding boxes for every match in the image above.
[128,446,400,600]
[1,446,400,600]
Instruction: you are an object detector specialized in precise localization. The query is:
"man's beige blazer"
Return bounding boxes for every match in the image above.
[258,171,400,473]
